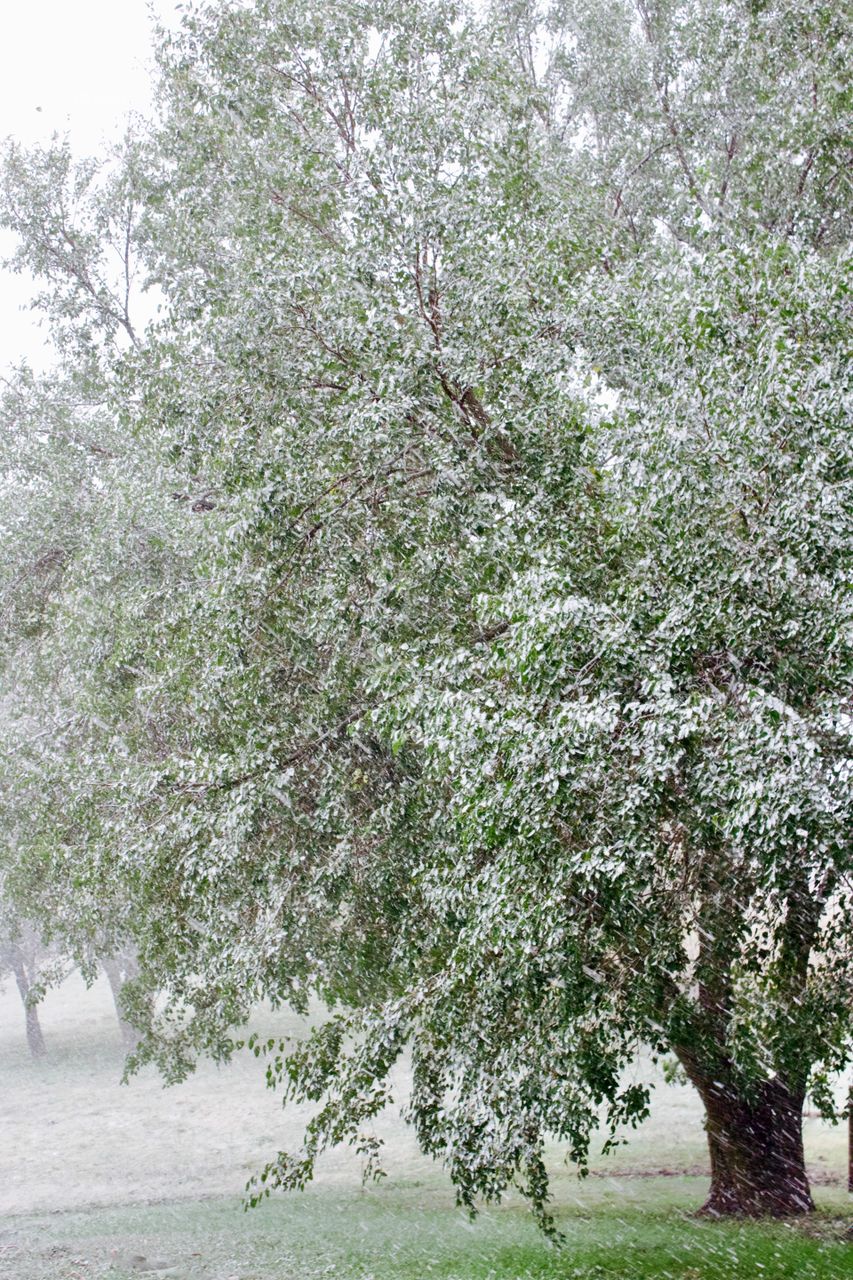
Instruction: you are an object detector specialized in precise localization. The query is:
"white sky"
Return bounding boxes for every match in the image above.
[0,0,179,370]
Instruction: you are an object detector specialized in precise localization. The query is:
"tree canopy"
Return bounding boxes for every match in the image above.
[0,0,850,1225]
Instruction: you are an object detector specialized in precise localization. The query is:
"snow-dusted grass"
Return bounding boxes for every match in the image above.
[5,1182,852,1279]
[0,975,850,1278]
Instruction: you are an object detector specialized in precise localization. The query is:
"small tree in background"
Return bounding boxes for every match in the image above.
[98,946,144,1050]
[0,908,48,1058]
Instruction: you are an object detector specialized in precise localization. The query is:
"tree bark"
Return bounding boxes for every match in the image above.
[691,1071,813,1216]
[668,864,818,1217]
[100,952,141,1049]
[10,952,46,1058]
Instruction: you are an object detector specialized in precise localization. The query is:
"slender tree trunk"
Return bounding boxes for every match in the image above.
[843,1084,853,1242]
[10,952,46,1058]
[689,1070,813,1216]
[100,953,141,1049]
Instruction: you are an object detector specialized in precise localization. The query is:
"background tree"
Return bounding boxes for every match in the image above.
[0,144,189,1056]
[0,0,850,1226]
[97,946,144,1050]
[0,902,50,1058]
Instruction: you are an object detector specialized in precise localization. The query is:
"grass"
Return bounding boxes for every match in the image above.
[5,1181,852,1280]
[0,975,850,1279]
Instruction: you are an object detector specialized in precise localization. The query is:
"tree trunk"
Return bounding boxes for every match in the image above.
[100,953,141,1049]
[695,1074,813,1217]
[10,953,46,1058]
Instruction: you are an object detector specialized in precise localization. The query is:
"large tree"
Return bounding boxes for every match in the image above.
[0,0,850,1224]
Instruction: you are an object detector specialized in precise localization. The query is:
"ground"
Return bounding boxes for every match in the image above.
[1,974,850,1279]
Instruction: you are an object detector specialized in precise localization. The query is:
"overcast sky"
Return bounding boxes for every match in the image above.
[0,0,178,369]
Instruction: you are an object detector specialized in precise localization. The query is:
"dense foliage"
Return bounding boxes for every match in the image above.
[1,0,850,1224]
